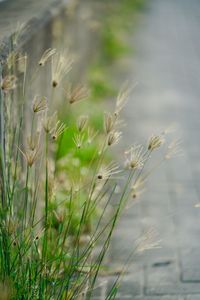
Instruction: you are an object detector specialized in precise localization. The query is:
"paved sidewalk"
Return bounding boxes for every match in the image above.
[95,0,200,299]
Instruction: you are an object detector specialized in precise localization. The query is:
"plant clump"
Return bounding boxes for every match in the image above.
[0,34,178,300]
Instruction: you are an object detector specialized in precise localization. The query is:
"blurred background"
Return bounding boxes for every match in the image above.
[1,0,200,299]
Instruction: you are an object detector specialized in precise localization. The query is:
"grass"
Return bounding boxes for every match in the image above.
[0,1,177,299]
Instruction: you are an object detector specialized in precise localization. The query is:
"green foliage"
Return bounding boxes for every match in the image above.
[89,63,116,100]
[88,0,145,100]
[100,22,129,63]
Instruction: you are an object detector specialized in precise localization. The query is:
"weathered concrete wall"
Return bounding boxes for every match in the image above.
[0,0,103,152]
[0,0,101,78]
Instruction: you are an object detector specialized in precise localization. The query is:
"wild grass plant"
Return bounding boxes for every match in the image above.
[0,27,181,300]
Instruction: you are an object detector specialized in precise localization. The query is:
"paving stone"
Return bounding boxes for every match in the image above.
[134,297,185,300]
[166,157,194,182]
[91,278,107,300]
[180,248,200,282]
[172,188,200,282]
[111,297,169,300]
[144,258,179,293]
[109,0,200,297]
[145,256,200,295]
[145,285,200,296]
[106,274,142,298]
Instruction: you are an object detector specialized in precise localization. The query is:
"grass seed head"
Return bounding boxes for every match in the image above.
[148,135,164,151]
[51,53,73,87]
[12,22,26,46]
[50,120,67,140]
[32,96,47,113]
[104,112,116,134]
[107,131,122,146]
[136,228,162,253]
[1,75,17,92]
[39,48,56,66]
[66,83,89,104]
[27,132,40,151]
[43,112,57,133]
[17,54,27,73]
[131,176,146,198]
[125,144,147,170]
[19,147,40,167]
[6,52,19,70]
[77,115,88,132]
[165,139,183,160]
[114,84,132,116]
[73,133,85,149]
[6,52,27,73]
[87,127,98,144]
[97,162,120,181]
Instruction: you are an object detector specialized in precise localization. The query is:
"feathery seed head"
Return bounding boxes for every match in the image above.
[124,144,147,170]
[114,84,132,116]
[27,133,40,151]
[1,75,17,92]
[12,23,26,46]
[77,115,88,132]
[6,52,19,70]
[50,120,67,140]
[131,177,145,198]
[34,229,45,242]
[107,131,122,146]
[51,53,73,87]
[66,83,89,104]
[73,133,85,149]
[87,127,98,144]
[148,135,164,151]
[104,112,116,134]
[136,228,162,253]
[39,48,56,67]
[6,52,27,73]
[161,124,176,135]
[32,96,47,113]
[53,210,65,224]
[43,112,57,133]
[17,54,27,74]
[165,139,183,160]
[97,162,120,181]
[19,147,40,167]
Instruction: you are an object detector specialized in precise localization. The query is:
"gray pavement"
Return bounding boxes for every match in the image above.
[95,0,200,299]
